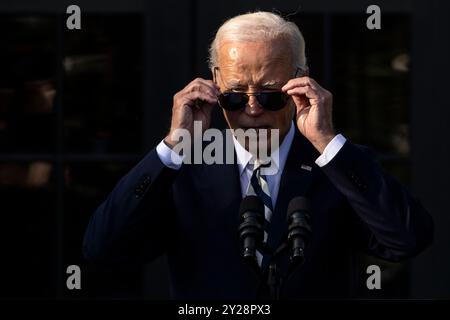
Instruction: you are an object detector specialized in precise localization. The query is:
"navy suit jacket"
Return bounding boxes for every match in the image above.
[83,130,433,299]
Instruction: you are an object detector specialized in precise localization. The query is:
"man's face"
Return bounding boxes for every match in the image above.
[215,38,295,150]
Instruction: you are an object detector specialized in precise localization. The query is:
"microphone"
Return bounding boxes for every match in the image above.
[238,195,264,265]
[286,197,312,265]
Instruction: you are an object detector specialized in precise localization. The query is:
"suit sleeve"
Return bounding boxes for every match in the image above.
[319,140,433,262]
[82,147,179,266]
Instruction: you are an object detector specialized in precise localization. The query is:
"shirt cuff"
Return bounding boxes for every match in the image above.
[156,140,184,170]
[315,134,347,167]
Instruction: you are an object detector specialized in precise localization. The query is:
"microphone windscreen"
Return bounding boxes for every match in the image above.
[239,195,264,215]
[287,196,311,218]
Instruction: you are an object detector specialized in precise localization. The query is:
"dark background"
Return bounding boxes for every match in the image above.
[0,0,448,299]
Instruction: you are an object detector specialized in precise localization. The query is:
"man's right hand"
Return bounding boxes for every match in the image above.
[164,78,220,148]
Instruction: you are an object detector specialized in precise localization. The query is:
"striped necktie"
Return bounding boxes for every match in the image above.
[246,160,273,267]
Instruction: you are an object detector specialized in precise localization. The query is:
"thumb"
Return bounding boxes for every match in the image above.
[292,95,309,110]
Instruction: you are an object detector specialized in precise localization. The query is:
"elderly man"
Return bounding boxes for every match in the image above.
[83,12,433,299]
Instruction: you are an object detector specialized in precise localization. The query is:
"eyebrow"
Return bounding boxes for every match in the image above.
[260,80,281,87]
[226,79,282,88]
[226,79,243,88]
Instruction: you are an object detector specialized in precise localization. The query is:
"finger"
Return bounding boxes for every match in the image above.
[286,86,321,100]
[295,105,311,132]
[282,77,319,92]
[292,95,310,113]
[182,83,219,100]
[296,105,311,118]
[198,78,221,92]
[193,78,221,95]
[186,78,220,96]
[181,91,218,107]
[185,83,220,99]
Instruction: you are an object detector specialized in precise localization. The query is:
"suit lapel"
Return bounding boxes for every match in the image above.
[262,130,320,270]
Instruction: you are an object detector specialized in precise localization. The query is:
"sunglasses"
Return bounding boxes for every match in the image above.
[218,91,289,111]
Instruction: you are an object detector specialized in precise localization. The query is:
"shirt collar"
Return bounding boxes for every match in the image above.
[233,121,295,176]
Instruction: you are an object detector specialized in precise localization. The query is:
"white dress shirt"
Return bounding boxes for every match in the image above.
[156,122,347,208]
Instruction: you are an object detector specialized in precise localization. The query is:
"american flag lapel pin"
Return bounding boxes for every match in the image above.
[301,164,312,172]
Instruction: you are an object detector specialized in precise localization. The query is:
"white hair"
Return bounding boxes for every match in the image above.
[208,11,307,72]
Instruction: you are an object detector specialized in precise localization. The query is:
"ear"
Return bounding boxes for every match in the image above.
[295,65,309,77]
[303,65,310,76]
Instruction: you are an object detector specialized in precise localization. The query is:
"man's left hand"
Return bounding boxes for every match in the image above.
[282,77,336,153]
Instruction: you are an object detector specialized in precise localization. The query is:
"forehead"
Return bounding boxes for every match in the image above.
[217,39,292,87]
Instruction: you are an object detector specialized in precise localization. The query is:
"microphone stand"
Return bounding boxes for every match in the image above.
[250,197,312,300]
[254,238,306,300]
[267,262,281,300]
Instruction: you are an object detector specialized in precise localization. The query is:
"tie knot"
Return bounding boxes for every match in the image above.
[253,158,271,171]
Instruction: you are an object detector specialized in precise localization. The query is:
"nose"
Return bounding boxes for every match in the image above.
[244,95,264,117]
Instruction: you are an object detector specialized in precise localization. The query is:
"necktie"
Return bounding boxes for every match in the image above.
[246,160,273,266]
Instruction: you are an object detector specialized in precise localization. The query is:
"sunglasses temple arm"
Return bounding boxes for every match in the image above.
[212,67,219,85]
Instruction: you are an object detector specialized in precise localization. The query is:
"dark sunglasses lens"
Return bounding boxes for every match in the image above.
[256,92,288,111]
[219,93,248,111]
